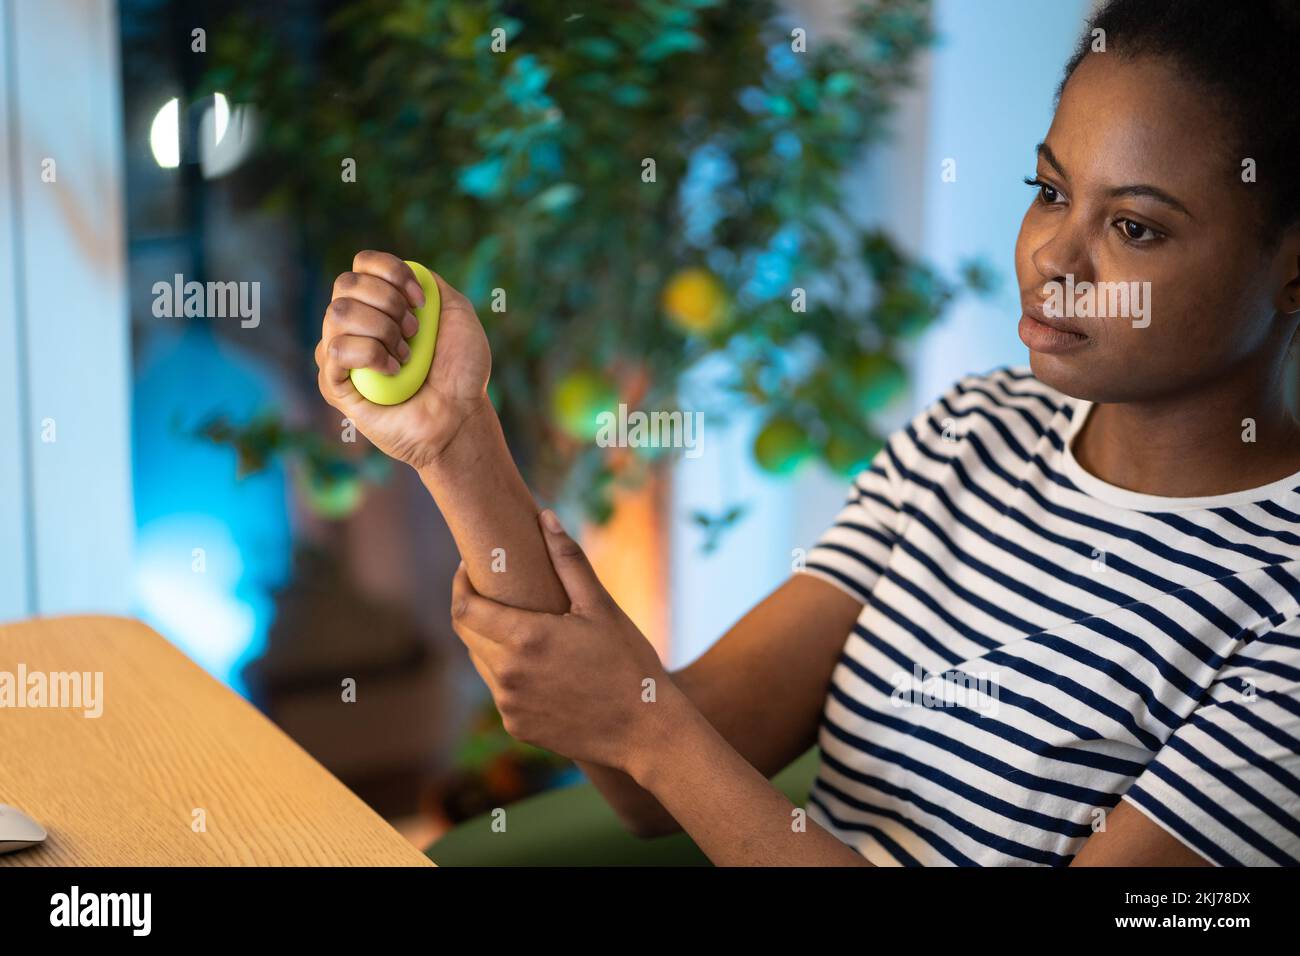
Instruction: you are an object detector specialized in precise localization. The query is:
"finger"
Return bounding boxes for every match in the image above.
[537,509,605,610]
[324,297,411,363]
[352,250,425,310]
[332,271,421,336]
[322,333,399,383]
[317,363,361,410]
[453,609,506,693]
[451,561,550,646]
[333,270,413,319]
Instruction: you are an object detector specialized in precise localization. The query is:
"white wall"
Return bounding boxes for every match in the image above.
[0,0,31,616]
[0,0,133,620]
[913,0,1092,401]
[669,0,1091,666]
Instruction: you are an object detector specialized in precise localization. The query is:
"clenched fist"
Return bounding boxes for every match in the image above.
[315,250,492,471]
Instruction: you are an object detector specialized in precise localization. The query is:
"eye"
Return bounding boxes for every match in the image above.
[1115,218,1162,244]
[1023,176,1062,205]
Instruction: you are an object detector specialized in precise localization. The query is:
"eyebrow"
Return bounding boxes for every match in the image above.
[1035,142,1194,219]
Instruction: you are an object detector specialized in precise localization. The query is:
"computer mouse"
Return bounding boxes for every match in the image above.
[0,803,47,854]
[349,259,441,406]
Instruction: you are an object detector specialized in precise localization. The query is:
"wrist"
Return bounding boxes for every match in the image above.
[415,394,499,479]
[623,676,701,788]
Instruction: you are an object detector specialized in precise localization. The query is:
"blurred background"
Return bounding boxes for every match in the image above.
[0,0,1098,847]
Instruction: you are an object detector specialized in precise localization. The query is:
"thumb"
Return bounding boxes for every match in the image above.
[538,509,605,610]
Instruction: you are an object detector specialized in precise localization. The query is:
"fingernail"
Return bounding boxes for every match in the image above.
[403,311,419,337]
[540,509,563,533]
[407,281,426,308]
[398,340,411,361]
[387,356,400,373]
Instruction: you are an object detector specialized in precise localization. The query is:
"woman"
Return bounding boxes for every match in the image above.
[315,0,1300,865]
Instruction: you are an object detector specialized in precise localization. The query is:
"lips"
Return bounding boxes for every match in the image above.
[1021,298,1088,336]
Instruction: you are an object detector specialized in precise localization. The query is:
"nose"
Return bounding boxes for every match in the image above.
[1030,213,1092,290]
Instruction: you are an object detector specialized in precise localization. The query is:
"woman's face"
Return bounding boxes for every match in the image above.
[1014,53,1296,404]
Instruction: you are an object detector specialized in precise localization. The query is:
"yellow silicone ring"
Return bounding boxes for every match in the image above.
[349,260,441,405]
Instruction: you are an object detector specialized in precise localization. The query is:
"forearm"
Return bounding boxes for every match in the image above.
[416,398,675,829]
[416,398,568,613]
[629,682,871,866]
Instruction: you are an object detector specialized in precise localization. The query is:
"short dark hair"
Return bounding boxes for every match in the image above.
[1060,0,1300,238]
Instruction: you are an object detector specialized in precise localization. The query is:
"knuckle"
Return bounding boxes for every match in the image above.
[382,322,403,351]
[355,248,396,274]
[496,664,523,692]
[386,286,409,315]
[450,597,468,620]
[554,538,584,560]
[515,624,546,652]
[330,297,352,319]
[336,271,360,289]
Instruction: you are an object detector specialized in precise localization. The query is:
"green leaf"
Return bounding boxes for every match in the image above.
[638,30,706,63]
[528,183,582,214]
[573,37,621,62]
[611,84,651,107]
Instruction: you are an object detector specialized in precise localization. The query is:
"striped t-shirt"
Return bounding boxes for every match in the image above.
[801,365,1300,866]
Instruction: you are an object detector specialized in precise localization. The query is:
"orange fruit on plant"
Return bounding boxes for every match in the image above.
[661,267,728,334]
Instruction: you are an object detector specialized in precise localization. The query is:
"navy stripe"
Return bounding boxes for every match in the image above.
[940,420,1254,631]
[803,561,872,602]
[1216,700,1300,775]
[842,628,1150,777]
[1212,507,1300,550]
[1228,654,1300,682]
[953,382,1050,443]
[1152,510,1295,567]
[821,696,1095,843]
[1123,786,1242,866]
[1258,499,1300,524]
[991,371,1068,420]
[836,519,898,552]
[810,541,885,585]
[915,416,1249,642]
[905,448,1232,686]
[982,648,1165,751]
[1183,710,1300,837]
[816,749,1069,865]
[806,788,927,866]
[1136,758,1297,866]
[809,780,957,866]
[846,624,1110,746]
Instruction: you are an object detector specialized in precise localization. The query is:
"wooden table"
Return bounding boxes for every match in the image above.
[0,615,433,866]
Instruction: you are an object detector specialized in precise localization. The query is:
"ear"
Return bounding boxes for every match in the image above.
[1272,227,1300,316]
